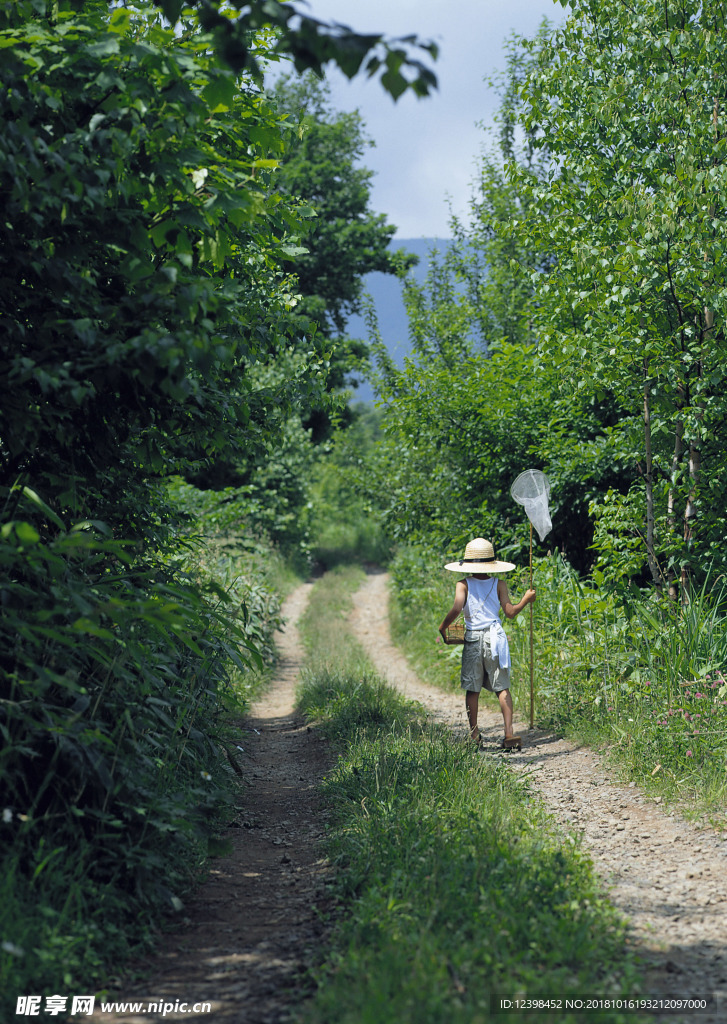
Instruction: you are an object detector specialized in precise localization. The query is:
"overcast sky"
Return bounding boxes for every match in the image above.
[299,0,565,239]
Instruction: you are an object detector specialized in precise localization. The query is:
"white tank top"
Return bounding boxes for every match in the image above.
[463,576,501,629]
[462,576,511,668]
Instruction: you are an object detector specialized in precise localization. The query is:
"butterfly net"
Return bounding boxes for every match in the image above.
[510,469,552,542]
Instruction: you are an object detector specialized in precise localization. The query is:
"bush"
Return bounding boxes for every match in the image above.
[0,486,279,1014]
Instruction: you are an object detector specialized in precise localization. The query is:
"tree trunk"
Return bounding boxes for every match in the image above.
[667,387,685,602]
[643,358,663,588]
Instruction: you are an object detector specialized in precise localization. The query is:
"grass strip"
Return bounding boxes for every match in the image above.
[297,564,370,673]
[296,568,647,1024]
[296,564,424,740]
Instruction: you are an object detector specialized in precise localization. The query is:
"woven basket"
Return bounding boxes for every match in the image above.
[445,621,465,644]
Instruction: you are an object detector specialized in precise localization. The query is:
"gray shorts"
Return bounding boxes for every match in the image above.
[460,630,510,693]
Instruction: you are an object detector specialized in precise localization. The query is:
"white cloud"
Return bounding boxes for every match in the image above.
[302,0,565,238]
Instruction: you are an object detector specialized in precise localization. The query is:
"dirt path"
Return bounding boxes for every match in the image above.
[91,582,331,1024]
[350,568,727,1020]
[90,570,727,1023]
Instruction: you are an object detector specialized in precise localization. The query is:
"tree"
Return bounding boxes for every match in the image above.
[1,0,319,531]
[272,74,413,338]
[0,0,441,1002]
[516,0,727,592]
[373,339,551,558]
[186,72,411,502]
[453,24,555,352]
[0,1,439,523]
[0,2,323,982]
[368,25,625,574]
[270,73,415,436]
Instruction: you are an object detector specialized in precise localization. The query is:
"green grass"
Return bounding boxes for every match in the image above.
[297,665,422,741]
[297,563,369,670]
[295,567,647,1024]
[296,564,424,739]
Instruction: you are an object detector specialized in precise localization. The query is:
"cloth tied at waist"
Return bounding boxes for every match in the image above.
[465,619,511,669]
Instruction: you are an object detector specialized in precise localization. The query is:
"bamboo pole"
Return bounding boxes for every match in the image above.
[529,520,534,729]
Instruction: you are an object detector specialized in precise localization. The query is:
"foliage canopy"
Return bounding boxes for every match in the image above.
[373,2,727,593]
[516,0,727,590]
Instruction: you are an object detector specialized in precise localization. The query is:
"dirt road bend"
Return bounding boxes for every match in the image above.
[90,582,331,1024]
[349,568,727,1021]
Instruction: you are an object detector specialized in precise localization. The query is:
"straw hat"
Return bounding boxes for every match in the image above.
[444,537,515,574]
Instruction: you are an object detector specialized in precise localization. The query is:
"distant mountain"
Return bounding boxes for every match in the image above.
[345,237,450,404]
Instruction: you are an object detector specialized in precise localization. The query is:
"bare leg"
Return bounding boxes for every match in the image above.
[497,688,514,738]
[465,690,480,742]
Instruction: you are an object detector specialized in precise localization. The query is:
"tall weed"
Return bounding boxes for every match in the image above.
[508,556,727,812]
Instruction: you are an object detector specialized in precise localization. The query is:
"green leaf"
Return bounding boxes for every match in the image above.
[158,0,184,24]
[108,8,131,34]
[71,618,117,641]
[14,521,40,545]
[380,68,408,101]
[203,75,236,113]
[88,36,120,58]
[276,243,308,260]
[16,486,65,530]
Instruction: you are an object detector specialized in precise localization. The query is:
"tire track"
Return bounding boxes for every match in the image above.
[90,582,331,1024]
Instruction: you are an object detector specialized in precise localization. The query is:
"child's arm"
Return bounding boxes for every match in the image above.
[497,580,536,619]
[438,579,468,644]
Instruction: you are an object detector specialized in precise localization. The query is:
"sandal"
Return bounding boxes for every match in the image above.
[500,735,522,751]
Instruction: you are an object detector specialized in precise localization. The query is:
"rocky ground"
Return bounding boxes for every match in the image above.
[90,569,727,1023]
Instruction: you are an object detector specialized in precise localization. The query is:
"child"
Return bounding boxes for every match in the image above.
[438,537,536,749]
